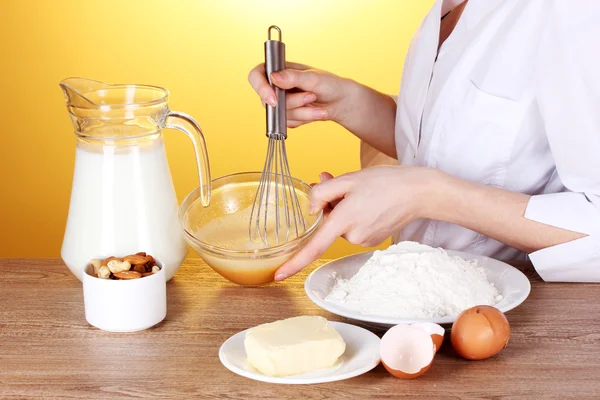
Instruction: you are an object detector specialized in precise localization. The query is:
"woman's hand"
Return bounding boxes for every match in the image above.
[276,165,590,282]
[248,62,357,128]
[309,172,338,218]
[274,166,440,281]
[248,62,399,158]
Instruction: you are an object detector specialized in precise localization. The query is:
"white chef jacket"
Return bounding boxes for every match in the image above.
[363,0,600,282]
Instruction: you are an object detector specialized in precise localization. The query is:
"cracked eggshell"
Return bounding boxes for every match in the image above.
[411,322,445,352]
[451,305,510,361]
[380,324,436,379]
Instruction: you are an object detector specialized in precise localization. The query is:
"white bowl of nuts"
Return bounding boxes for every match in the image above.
[83,252,166,332]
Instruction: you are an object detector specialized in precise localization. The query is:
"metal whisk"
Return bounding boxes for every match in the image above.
[249,26,307,247]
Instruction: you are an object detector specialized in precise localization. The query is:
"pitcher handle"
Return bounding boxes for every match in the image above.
[164,111,211,207]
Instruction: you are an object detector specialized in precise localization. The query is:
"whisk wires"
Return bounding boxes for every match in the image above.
[249,135,306,247]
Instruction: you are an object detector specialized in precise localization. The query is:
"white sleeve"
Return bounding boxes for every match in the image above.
[525,1,600,282]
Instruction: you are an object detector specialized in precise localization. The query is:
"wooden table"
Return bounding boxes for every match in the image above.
[1,259,600,399]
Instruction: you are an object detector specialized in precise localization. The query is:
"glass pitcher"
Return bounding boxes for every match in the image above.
[59,77,211,281]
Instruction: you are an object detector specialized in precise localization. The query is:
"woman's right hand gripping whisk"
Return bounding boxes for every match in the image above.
[248,62,358,129]
[248,61,398,157]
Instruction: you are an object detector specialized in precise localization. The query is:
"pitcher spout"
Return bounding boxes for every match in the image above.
[59,77,171,139]
[59,77,111,109]
[59,77,169,110]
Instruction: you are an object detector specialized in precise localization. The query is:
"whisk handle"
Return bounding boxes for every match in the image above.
[264,25,287,139]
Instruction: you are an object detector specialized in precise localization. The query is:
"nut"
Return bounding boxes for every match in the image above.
[92,253,158,279]
[90,259,102,274]
[101,256,121,267]
[132,264,146,274]
[124,254,152,265]
[113,271,142,280]
[107,259,131,274]
[97,266,111,279]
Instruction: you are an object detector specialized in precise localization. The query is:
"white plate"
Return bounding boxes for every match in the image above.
[305,250,531,329]
[219,321,381,384]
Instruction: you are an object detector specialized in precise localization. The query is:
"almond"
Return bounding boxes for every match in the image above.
[124,254,151,265]
[135,252,147,256]
[132,264,146,274]
[101,256,121,267]
[141,272,154,277]
[113,271,142,280]
[143,262,153,272]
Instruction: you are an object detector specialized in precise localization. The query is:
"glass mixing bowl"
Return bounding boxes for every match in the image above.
[179,172,323,285]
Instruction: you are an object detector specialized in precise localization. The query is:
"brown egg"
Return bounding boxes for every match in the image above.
[412,322,445,352]
[381,359,433,379]
[451,305,510,360]
[380,324,436,379]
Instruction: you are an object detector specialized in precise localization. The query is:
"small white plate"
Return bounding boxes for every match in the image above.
[305,250,531,329]
[219,321,381,384]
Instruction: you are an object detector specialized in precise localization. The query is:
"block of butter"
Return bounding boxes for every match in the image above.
[244,315,346,377]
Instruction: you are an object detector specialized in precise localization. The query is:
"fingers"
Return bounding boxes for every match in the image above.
[274,205,349,281]
[271,69,319,92]
[288,120,309,128]
[287,92,316,110]
[318,172,341,209]
[286,62,311,71]
[309,175,353,215]
[248,63,277,107]
[249,62,319,112]
[310,173,334,187]
[319,172,334,182]
[287,106,328,122]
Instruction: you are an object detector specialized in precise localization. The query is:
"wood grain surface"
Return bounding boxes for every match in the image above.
[1,258,599,399]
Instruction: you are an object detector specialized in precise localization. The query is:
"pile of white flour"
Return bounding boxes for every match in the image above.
[325,242,502,319]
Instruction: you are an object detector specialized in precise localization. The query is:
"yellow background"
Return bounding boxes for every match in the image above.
[0,0,434,259]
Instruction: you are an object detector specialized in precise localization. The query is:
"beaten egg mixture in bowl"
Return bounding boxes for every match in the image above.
[179,172,323,285]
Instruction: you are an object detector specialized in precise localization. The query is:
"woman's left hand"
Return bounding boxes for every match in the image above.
[274,166,440,281]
